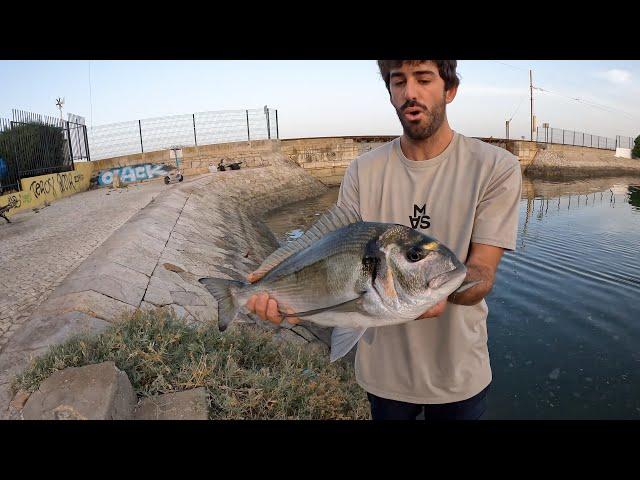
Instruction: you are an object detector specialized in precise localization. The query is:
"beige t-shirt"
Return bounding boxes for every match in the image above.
[337,132,522,404]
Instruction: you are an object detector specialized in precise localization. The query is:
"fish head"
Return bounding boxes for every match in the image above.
[371,226,467,318]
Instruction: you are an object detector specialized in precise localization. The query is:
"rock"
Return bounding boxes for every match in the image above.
[134,388,209,420]
[22,361,137,420]
[548,368,560,380]
[9,390,31,412]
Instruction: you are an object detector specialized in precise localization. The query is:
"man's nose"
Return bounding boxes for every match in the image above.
[403,78,418,101]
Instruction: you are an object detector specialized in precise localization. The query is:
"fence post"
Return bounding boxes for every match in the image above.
[266,107,271,140]
[246,110,250,142]
[138,119,144,153]
[83,124,91,161]
[573,130,575,145]
[193,113,198,147]
[551,129,553,143]
[275,110,279,139]
[615,136,618,150]
[66,120,75,170]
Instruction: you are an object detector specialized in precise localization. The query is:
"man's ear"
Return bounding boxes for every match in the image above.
[445,85,458,104]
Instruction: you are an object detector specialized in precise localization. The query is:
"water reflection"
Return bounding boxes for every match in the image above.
[628,186,640,210]
[520,175,640,249]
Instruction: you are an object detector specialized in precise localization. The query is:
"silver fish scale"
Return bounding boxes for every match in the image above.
[241,223,388,314]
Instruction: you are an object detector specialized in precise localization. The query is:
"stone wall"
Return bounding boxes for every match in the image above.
[526,142,640,177]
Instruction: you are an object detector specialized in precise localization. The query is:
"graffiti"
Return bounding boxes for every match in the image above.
[29,177,56,199]
[73,173,84,183]
[0,194,21,223]
[56,172,77,194]
[5,194,21,210]
[97,163,169,187]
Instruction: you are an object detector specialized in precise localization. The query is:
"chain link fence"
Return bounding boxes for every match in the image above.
[88,107,278,161]
[536,127,634,151]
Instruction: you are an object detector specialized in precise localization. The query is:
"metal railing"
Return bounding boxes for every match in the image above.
[0,110,88,194]
[87,107,279,161]
[536,127,634,151]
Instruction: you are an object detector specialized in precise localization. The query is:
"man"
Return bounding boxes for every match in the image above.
[246,60,522,420]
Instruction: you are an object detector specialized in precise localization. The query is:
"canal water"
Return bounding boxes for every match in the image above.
[264,174,640,420]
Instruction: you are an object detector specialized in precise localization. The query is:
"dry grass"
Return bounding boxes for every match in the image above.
[12,309,370,420]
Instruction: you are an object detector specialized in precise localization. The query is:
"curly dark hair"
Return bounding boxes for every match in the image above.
[377,60,460,92]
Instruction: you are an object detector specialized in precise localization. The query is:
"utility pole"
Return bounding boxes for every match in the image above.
[530,70,534,141]
[505,120,510,140]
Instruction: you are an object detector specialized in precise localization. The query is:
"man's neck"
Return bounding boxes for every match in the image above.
[399,123,455,161]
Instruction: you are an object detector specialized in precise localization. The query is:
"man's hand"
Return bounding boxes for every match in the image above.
[448,243,504,306]
[245,271,301,326]
[416,299,447,319]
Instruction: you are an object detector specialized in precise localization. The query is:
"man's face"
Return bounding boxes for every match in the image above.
[388,61,457,141]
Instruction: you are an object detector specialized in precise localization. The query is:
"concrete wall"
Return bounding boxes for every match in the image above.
[0,163,93,218]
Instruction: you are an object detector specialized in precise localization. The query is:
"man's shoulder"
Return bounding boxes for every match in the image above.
[457,134,520,170]
[351,139,396,167]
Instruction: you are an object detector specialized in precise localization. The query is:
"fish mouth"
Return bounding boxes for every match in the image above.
[429,268,466,290]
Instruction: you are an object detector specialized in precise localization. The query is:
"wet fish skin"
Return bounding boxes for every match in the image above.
[199,206,468,361]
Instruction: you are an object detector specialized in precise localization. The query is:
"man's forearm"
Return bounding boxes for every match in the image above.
[448,263,495,306]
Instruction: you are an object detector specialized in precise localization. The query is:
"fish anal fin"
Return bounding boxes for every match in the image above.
[330,326,367,362]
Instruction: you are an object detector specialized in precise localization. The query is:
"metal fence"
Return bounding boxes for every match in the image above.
[88,107,279,161]
[0,110,89,194]
[536,127,634,151]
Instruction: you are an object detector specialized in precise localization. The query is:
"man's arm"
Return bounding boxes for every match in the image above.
[448,242,504,306]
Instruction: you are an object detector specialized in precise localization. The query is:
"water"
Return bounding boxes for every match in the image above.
[263,175,640,419]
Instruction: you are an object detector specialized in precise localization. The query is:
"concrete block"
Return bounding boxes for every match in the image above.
[134,387,209,420]
[22,361,137,420]
[35,291,138,323]
[170,291,206,306]
[2,311,111,354]
[49,274,146,307]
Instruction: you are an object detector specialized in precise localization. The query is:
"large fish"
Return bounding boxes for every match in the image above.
[199,206,476,362]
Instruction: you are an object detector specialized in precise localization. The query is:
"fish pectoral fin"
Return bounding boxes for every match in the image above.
[454,279,482,294]
[330,326,367,362]
[279,294,365,318]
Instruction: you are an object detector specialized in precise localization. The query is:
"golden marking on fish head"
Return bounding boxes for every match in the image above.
[423,241,439,251]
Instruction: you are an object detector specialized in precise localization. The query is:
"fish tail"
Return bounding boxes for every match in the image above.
[198,277,246,331]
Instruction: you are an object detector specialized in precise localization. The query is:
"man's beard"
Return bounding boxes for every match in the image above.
[396,97,446,141]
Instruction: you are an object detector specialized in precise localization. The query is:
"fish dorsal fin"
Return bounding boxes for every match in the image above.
[252,204,361,279]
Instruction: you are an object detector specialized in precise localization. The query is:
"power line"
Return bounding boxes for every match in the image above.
[490,60,639,123]
[88,60,93,131]
[491,60,530,72]
[533,85,639,120]
[508,93,528,122]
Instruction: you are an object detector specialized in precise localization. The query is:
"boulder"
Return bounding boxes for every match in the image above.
[22,361,136,420]
[134,387,209,420]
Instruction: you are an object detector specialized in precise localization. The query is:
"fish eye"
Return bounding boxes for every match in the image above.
[406,247,423,262]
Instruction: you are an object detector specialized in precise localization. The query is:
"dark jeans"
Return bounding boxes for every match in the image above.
[367,384,491,421]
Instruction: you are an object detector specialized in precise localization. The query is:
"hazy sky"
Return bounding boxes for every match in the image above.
[0,60,638,141]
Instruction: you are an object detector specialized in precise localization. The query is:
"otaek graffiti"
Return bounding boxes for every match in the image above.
[97,164,169,187]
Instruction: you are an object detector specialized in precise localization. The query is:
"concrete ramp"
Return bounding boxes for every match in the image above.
[0,155,329,418]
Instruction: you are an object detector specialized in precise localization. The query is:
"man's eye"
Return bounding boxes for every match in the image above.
[393,81,405,86]
[419,80,430,84]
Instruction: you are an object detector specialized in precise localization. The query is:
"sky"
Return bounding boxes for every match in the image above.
[0,60,638,142]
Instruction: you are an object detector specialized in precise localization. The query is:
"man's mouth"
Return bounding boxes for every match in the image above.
[403,108,424,121]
